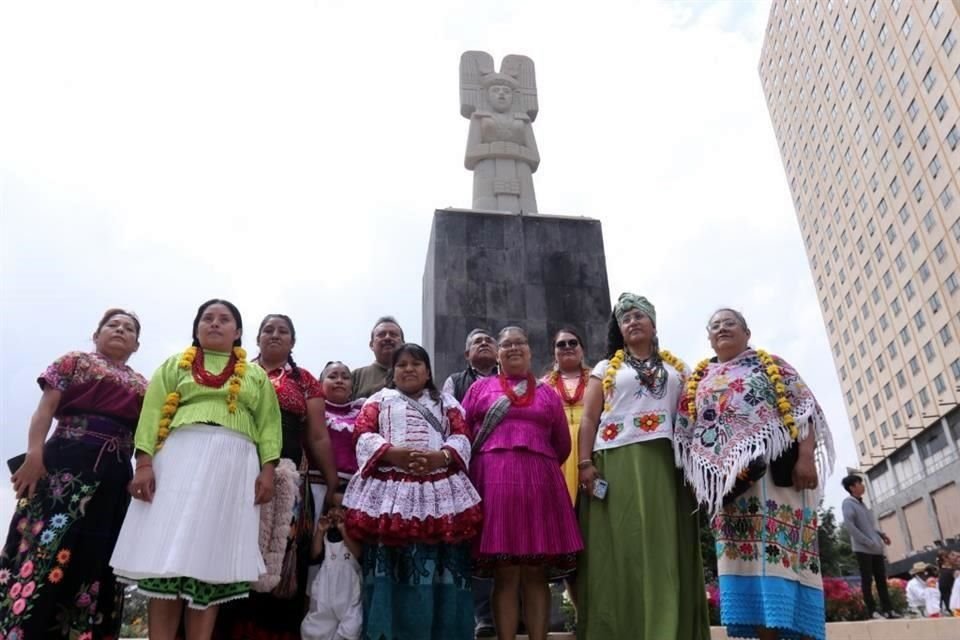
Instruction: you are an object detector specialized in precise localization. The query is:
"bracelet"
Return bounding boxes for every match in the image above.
[577,459,593,470]
[136,463,152,471]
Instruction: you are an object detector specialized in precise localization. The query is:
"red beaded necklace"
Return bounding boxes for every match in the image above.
[191,347,238,388]
[498,370,537,407]
[553,369,587,406]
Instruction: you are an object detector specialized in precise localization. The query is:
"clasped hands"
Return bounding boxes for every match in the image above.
[383,447,449,475]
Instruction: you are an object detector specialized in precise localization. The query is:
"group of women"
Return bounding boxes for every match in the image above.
[0,293,835,640]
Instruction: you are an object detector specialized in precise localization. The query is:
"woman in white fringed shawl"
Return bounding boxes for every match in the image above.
[674,309,835,640]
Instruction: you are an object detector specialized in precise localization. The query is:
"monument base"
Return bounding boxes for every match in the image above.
[423,208,611,382]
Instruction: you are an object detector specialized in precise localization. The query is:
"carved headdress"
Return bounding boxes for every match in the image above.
[460,51,538,119]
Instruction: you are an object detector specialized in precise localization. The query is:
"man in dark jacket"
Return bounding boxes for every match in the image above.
[841,474,901,619]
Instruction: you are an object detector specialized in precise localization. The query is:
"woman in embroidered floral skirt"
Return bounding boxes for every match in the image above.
[674,308,835,640]
[343,343,482,640]
[463,326,583,640]
[576,294,709,640]
[214,314,339,640]
[110,299,281,640]
[0,309,147,638]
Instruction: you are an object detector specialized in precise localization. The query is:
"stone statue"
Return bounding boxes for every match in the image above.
[460,51,539,214]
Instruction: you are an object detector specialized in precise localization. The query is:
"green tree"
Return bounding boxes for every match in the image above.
[818,506,858,576]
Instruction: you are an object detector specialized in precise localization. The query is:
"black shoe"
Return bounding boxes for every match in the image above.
[475,624,496,638]
[885,611,903,619]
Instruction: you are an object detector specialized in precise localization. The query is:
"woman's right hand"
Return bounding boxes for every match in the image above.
[11,451,47,499]
[382,447,416,470]
[578,463,600,496]
[129,465,156,502]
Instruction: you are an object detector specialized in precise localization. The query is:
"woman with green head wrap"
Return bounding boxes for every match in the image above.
[575,293,710,640]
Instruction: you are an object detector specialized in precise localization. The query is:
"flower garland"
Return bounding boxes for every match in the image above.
[602,349,686,412]
[154,346,247,451]
[548,367,589,405]
[684,349,798,440]
[498,370,537,407]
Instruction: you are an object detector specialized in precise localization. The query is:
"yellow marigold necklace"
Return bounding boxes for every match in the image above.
[685,349,798,439]
[602,348,686,412]
[155,345,247,451]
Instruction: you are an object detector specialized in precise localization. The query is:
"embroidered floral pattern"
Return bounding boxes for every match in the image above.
[600,423,622,442]
[714,494,821,577]
[634,413,664,432]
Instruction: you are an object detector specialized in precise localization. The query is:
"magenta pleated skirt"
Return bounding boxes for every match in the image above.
[470,448,582,576]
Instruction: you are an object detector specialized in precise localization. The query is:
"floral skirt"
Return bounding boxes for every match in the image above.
[362,542,473,640]
[715,476,825,640]
[0,435,132,638]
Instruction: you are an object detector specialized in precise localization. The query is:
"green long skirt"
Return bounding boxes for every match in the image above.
[577,439,710,640]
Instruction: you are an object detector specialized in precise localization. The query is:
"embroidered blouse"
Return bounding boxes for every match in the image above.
[589,358,688,452]
[39,351,147,433]
[325,399,363,476]
[133,350,282,465]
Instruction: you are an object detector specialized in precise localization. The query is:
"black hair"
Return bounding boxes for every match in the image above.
[370,315,404,341]
[386,343,440,401]
[192,299,243,348]
[605,312,659,361]
[552,326,586,356]
[96,308,142,338]
[257,314,301,380]
[841,474,864,494]
[321,360,351,377]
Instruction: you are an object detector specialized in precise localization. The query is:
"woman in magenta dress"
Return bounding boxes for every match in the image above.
[321,361,362,480]
[462,326,583,640]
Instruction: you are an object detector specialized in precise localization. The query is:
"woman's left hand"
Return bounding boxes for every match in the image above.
[408,450,447,475]
[792,456,818,491]
[254,464,276,505]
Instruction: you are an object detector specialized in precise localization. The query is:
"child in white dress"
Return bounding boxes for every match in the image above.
[301,490,362,640]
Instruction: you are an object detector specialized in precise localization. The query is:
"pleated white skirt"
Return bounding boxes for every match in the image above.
[110,424,266,583]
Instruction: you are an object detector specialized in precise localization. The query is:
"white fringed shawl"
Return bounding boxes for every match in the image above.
[673,349,835,517]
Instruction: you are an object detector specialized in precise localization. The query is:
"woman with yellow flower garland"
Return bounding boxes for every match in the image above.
[576,293,709,640]
[110,299,282,640]
[673,308,835,640]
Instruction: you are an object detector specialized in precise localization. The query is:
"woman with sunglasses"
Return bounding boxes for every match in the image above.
[542,328,591,505]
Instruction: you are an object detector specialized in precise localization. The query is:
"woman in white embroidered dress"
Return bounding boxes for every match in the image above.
[343,343,482,640]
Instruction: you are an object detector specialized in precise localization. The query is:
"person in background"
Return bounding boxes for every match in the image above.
[441,327,499,638]
[301,488,362,640]
[0,309,147,638]
[840,474,900,620]
[906,562,941,617]
[351,316,403,400]
[215,313,340,640]
[110,299,281,640]
[936,549,957,616]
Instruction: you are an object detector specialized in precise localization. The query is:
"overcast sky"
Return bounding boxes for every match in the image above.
[0,0,859,526]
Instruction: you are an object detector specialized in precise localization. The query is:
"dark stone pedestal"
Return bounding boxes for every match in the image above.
[422,208,611,383]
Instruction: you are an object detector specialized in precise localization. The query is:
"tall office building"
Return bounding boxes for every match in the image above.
[759,0,960,570]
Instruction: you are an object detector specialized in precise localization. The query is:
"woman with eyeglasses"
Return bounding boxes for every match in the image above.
[576,294,709,640]
[463,326,582,640]
[674,308,835,640]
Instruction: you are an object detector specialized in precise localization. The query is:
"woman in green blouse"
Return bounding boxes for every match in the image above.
[110,299,282,640]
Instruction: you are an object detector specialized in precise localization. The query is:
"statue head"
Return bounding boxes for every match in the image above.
[482,72,519,113]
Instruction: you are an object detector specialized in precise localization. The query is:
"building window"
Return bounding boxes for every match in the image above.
[931,2,943,28]
[892,411,902,429]
[898,72,909,94]
[896,249,908,269]
[923,67,937,93]
[940,324,953,346]
[893,126,904,147]
[945,30,957,56]
[907,99,919,122]
[896,370,906,388]
[923,340,935,362]
[918,126,930,149]
[913,180,925,202]
[909,356,920,375]
[940,186,954,210]
[883,101,893,122]
[891,175,901,195]
[898,204,909,223]
[930,292,943,313]
[915,309,927,331]
[905,398,915,417]
[900,326,911,345]
[947,272,959,295]
[883,269,893,288]
[859,441,866,456]
[901,14,913,38]
[879,313,889,330]
[934,240,946,263]
[935,96,949,121]
[876,354,885,372]
[905,279,917,300]
[888,47,899,69]
[919,386,930,407]
[891,296,902,316]
[929,156,943,179]
[884,382,893,399]
[919,261,931,283]
[878,197,887,216]
[903,152,915,173]
[934,373,947,395]
[879,23,888,45]
[881,148,891,169]
[951,358,960,381]
[948,126,959,150]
